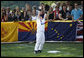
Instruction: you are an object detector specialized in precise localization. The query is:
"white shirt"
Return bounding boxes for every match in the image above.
[36,14,46,32]
[32,16,37,20]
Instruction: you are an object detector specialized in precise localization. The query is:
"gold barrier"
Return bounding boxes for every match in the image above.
[5,20,83,23]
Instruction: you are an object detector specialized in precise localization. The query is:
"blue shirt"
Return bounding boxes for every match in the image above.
[71,9,83,20]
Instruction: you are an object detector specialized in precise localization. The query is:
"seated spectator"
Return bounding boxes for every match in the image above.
[59,4,70,20]
[53,5,60,20]
[71,3,83,22]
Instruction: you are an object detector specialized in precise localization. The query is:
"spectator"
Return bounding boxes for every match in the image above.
[32,5,38,15]
[40,3,45,11]
[20,7,25,17]
[21,7,26,12]
[56,2,62,11]
[53,5,60,20]
[79,1,83,10]
[1,13,6,22]
[15,12,22,21]
[38,9,47,21]
[25,4,32,21]
[6,7,11,22]
[1,1,83,22]
[71,3,83,21]
[32,9,37,20]
[6,7,11,15]
[11,10,17,21]
[51,3,56,11]
[15,6,20,18]
[59,4,70,20]
[45,4,50,13]
[21,11,29,21]
[7,13,12,21]
[1,8,7,22]
[67,5,73,20]
[66,1,71,11]
[48,7,55,20]
[16,6,20,12]
[25,4,31,14]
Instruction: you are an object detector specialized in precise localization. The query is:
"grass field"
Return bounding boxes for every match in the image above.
[1,42,83,57]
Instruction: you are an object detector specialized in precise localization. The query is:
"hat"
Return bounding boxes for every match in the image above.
[51,3,56,8]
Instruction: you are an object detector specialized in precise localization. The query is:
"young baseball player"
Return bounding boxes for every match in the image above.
[34,9,47,54]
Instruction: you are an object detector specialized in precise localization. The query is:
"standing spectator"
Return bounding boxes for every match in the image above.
[67,5,73,20]
[53,5,60,20]
[15,6,20,15]
[32,5,38,16]
[51,3,56,11]
[22,11,29,21]
[20,7,25,21]
[1,8,7,22]
[25,4,32,15]
[20,7,25,16]
[59,4,70,20]
[79,1,83,10]
[32,9,37,20]
[1,13,6,22]
[56,2,62,11]
[16,6,20,12]
[45,4,50,13]
[47,7,55,20]
[25,4,32,21]
[68,5,73,14]
[16,12,22,21]
[6,7,11,22]
[15,6,22,21]
[66,1,71,11]
[15,6,20,20]
[7,12,12,21]
[40,3,45,11]
[21,7,26,12]
[6,7,11,15]
[11,10,17,21]
[71,3,83,22]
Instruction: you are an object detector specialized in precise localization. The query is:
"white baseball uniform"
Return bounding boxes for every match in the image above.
[34,14,46,51]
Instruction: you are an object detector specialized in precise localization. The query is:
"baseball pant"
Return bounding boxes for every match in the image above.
[34,31,45,51]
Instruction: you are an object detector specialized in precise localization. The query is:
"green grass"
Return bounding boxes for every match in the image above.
[1,42,83,57]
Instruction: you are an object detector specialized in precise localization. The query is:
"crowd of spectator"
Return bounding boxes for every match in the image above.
[1,1,83,22]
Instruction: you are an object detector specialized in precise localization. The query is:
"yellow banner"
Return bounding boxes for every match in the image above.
[18,20,48,32]
[1,22,18,42]
[1,20,83,42]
